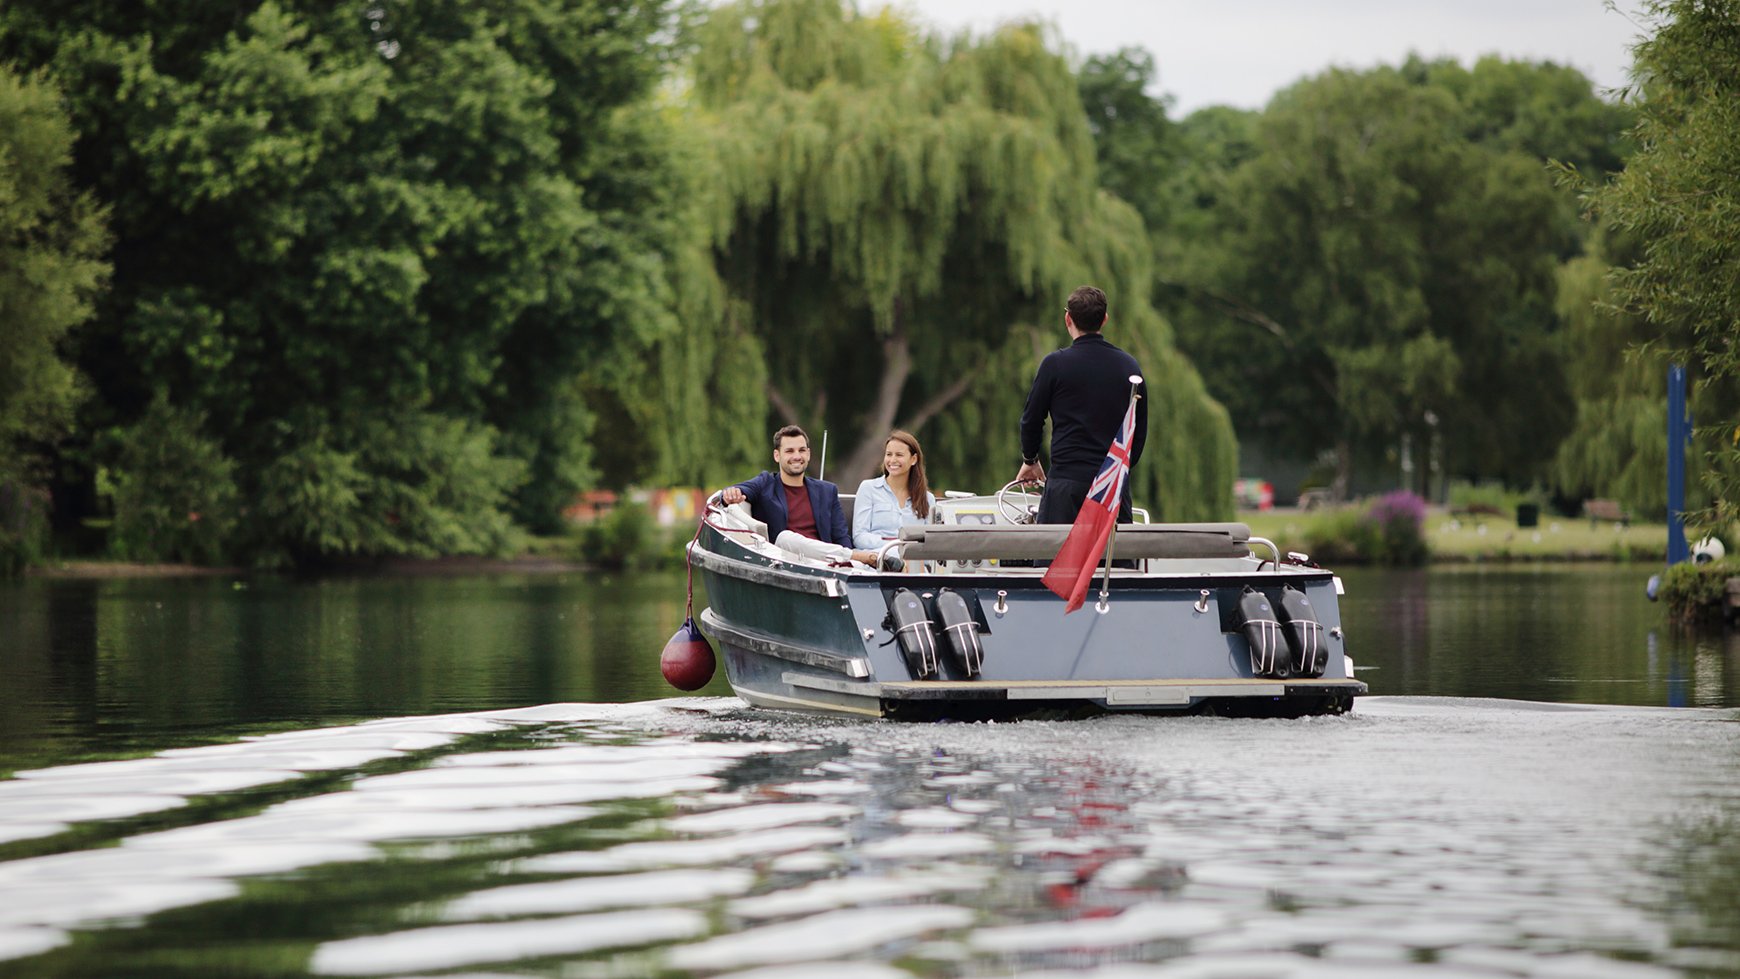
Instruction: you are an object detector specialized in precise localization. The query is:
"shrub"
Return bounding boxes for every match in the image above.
[1300,506,1379,564]
[574,502,696,571]
[1659,557,1738,622]
[1296,491,1428,565]
[577,501,653,570]
[251,413,528,566]
[1367,490,1428,565]
[0,481,50,575]
[108,399,238,564]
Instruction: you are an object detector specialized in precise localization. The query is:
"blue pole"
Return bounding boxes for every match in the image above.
[1666,363,1689,566]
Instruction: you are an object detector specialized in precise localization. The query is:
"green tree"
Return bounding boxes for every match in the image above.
[671,0,1235,517]
[1583,0,1740,521]
[0,0,686,560]
[1550,247,1671,513]
[1403,54,1636,265]
[1404,54,1634,181]
[1170,66,1569,497]
[0,66,109,571]
[1077,47,1175,234]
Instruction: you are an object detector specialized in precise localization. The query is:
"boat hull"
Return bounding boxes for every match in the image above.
[691,520,1365,721]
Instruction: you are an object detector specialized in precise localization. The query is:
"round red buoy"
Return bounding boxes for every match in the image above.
[661,617,716,691]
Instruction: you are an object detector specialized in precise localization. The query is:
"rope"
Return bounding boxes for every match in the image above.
[684,509,706,620]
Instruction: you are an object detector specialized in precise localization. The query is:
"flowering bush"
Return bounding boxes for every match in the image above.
[1365,490,1428,565]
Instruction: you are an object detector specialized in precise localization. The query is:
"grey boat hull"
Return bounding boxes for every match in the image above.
[691,512,1365,721]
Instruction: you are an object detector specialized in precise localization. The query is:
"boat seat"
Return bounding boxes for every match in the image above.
[897,522,1252,561]
[719,502,770,539]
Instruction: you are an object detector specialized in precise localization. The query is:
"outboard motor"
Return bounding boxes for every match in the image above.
[930,589,984,677]
[1236,586,1289,679]
[885,588,940,679]
[1276,584,1326,678]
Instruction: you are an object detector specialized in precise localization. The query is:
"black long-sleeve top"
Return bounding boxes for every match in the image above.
[1019,333,1148,483]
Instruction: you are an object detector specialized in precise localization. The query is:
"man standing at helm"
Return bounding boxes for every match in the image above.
[1015,285,1147,524]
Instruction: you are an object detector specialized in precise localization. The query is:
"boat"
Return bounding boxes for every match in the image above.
[684,482,1366,720]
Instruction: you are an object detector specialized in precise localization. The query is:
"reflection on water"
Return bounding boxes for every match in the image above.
[0,699,1736,977]
[3,566,1740,975]
[1339,566,1740,708]
[0,572,720,771]
[2,566,1736,774]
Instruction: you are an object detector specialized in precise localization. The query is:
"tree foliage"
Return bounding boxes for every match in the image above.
[0,0,686,560]
[107,398,237,565]
[1155,63,1621,496]
[1077,47,1174,234]
[1585,0,1740,520]
[0,66,109,570]
[0,69,108,481]
[670,0,1235,517]
[1550,249,1671,513]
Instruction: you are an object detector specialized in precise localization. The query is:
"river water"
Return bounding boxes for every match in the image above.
[1,565,1737,977]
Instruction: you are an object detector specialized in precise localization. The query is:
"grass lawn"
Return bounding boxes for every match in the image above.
[1239,507,1668,562]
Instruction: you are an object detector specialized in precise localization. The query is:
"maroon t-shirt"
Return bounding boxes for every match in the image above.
[782,481,819,540]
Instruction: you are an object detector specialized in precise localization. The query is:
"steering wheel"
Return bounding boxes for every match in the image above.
[996,479,1044,525]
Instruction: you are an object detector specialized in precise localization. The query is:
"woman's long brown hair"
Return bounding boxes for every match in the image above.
[885,429,930,520]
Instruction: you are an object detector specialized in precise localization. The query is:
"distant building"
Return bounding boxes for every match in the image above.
[562,490,618,524]
[563,488,709,527]
[633,488,709,527]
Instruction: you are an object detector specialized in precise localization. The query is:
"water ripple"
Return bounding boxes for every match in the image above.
[0,696,1735,974]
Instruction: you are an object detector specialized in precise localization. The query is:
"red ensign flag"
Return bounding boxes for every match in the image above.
[1042,391,1138,613]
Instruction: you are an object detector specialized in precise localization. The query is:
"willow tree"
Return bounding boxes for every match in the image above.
[1550,249,1670,513]
[668,0,1234,517]
[1583,0,1740,523]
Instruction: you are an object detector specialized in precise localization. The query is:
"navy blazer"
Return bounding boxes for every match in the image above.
[730,472,852,548]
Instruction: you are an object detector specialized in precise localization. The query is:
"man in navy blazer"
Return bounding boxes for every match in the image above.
[722,425,882,566]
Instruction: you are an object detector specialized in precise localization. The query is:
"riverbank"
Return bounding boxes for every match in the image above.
[23,552,592,579]
[1243,507,1668,563]
[17,509,1669,579]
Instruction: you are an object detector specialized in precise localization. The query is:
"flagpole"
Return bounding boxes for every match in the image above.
[1096,377,1143,614]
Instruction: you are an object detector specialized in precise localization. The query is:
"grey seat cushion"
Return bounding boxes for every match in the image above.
[898,523,1251,561]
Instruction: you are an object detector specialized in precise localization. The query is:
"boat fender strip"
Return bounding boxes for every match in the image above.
[1235,585,1289,679]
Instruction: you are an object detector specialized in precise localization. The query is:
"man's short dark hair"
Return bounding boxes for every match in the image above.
[773,424,809,449]
[1067,286,1108,332]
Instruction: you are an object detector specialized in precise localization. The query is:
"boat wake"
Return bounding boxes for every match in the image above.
[1,698,1737,975]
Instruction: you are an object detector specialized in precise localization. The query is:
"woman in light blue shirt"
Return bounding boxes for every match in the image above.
[852,429,936,551]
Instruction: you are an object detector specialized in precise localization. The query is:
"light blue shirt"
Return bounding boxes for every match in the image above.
[852,476,936,550]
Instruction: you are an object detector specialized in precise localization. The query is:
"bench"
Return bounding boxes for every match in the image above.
[1584,498,1630,528]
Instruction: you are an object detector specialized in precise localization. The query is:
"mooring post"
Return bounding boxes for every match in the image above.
[1667,364,1690,566]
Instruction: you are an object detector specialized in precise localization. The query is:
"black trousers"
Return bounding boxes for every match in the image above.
[1037,476,1133,525]
[1029,476,1137,568]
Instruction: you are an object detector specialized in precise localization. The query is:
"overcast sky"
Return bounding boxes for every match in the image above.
[893,0,1649,115]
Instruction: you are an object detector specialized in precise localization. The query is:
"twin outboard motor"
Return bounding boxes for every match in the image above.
[884,588,984,679]
[1235,584,1328,679]
[931,590,984,677]
[887,588,940,679]
[1276,584,1327,678]
[1236,586,1288,678]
